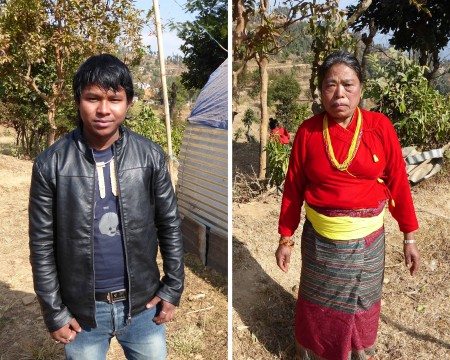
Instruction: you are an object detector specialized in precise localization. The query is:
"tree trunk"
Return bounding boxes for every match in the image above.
[233,0,247,50]
[47,103,57,146]
[169,82,177,120]
[360,19,377,108]
[310,40,322,115]
[361,19,377,80]
[257,55,269,179]
[232,64,245,96]
[425,49,440,82]
[232,0,250,97]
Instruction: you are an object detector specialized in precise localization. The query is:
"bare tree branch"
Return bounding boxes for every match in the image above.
[24,63,49,103]
[347,0,372,26]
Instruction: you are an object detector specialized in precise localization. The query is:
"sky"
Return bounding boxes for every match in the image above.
[135,0,195,56]
[137,0,449,60]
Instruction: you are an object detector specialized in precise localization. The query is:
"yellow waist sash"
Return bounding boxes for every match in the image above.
[304,203,385,240]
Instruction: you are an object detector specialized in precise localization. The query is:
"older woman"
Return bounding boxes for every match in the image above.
[275,51,420,360]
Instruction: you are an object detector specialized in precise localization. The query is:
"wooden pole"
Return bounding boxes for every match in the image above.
[153,0,175,186]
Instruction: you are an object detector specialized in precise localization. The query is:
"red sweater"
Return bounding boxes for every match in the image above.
[271,127,290,144]
[278,108,419,237]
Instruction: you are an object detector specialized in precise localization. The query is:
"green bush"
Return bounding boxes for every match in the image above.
[126,105,185,156]
[242,108,257,128]
[365,50,450,147]
[233,127,244,142]
[287,103,312,133]
[242,108,258,140]
[266,138,291,189]
[268,72,303,132]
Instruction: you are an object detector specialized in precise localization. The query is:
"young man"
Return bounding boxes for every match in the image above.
[29,54,184,359]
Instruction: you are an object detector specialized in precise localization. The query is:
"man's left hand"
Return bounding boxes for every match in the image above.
[146,296,176,324]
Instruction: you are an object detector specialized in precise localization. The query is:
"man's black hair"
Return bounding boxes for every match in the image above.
[73,54,134,103]
[318,51,363,89]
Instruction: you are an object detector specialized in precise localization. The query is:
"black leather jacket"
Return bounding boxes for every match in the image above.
[29,126,184,331]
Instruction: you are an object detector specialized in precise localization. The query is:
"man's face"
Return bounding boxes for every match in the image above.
[78,84,130,148]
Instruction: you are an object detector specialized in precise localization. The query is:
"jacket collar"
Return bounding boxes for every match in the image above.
[73,125,128,161]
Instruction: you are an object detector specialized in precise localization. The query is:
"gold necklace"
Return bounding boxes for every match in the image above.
[323,108,362,171]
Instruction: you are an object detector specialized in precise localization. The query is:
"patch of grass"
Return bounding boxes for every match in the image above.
[0,315,11,332]
[0,126,18,156]
[184,253,227,296]
[168,324,204,357]
[0,142,18,157]
[22,339,62,360]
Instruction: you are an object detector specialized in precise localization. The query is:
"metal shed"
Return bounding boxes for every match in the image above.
[176,60,228,276]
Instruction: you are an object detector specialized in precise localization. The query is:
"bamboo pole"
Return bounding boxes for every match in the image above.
[152,0,175,187]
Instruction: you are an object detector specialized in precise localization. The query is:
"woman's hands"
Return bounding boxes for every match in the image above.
[404,242,420,276]
[403,232,420,276]
[275,237,293,272]
[276,234,420,276]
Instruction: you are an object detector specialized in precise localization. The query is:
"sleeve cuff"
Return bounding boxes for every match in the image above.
[45,308,73,332]
[156,288,181,307]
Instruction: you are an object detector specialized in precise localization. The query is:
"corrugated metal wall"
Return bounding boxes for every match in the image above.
[176,122,228,275]
[176,123,228,238]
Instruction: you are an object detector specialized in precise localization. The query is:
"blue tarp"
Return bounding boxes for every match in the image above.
[188,59,228,130]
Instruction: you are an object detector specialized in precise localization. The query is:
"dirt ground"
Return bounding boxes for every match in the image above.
[232,138,450,359]
[0,127,227,360]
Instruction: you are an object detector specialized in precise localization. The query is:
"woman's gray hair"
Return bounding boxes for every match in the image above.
[318,51,363,88]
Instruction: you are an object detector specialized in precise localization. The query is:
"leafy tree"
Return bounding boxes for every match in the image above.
[233,0,312,178]
[278,20,313,62]
[242,108,258,141]
[268,72,301,129]
[365,50,450,147]
[176,0,228,89]
[0,0,144,147]
[264,9,312,62]
[170,77,199,122]
[268,73,301,105]
[349,0,450,80]
[0,80,49,157]
[125,105,185,156]
[157,76,195,122]
[289,103,312,133]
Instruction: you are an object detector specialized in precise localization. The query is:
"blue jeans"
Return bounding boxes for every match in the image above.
[65,300,166,360]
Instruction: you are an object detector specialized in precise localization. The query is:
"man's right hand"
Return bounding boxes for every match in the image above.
[51,318,82,344]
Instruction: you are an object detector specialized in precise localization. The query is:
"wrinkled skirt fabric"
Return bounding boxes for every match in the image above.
[295,219,385,360]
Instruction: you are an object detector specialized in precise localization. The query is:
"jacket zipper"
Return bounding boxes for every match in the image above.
[90,149,97,326]
[113,144,132,324]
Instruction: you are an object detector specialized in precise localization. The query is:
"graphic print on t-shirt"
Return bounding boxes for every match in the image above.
[98,211,121,237]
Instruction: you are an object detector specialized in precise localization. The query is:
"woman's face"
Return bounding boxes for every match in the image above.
[321,63,362,123]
